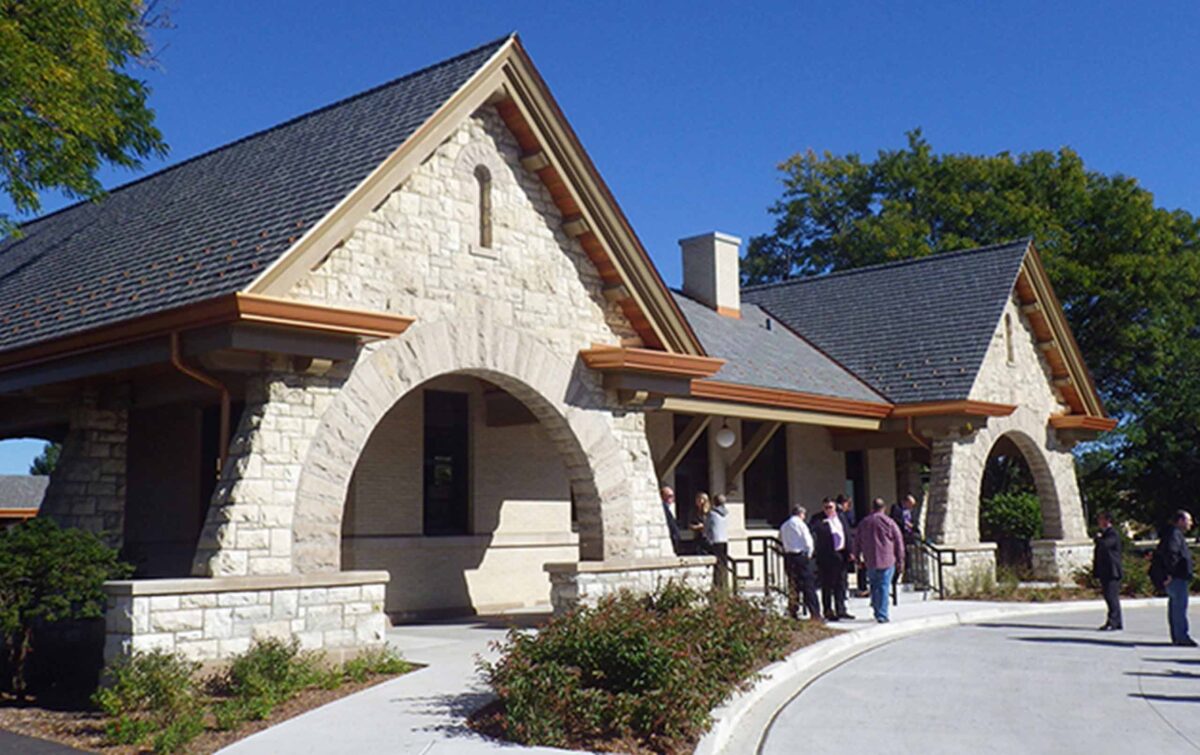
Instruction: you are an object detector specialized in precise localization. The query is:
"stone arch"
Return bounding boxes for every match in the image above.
[291,317,636,573]
[925,407,1086,546]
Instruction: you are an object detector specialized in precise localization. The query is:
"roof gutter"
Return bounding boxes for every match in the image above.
[170,332,230,474]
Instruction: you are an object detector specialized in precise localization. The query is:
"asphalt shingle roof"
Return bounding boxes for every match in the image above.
[0,475,48,510]
[741,239,1031,404]
[0,36,508,355]
[672,292,885,403]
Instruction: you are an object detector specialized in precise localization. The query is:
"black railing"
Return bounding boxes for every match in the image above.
[747,535,789,607]
[907,538,957,599]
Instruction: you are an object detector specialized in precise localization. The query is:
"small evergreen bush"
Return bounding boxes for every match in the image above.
[479,583,792,752]
[980,491,1043,542]
[0,518,131,696]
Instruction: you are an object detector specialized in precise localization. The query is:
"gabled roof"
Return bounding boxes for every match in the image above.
[0,35,705,368]
[0,37,508,357]
[742,240,1031,405]
[0,475,48,510]
[672,292,885,404]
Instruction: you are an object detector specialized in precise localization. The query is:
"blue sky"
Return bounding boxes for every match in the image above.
[2,0,1198,472]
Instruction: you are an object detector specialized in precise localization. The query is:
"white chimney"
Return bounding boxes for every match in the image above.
[680,231,741,318]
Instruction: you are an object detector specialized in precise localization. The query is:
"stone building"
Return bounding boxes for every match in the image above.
[0,35,1113,662]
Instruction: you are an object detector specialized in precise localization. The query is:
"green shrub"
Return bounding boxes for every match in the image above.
[93,650,201,750]
[152,709,205,754]
[1075,551,1158,597]
[342,647,411,683]
[219,637,322,715]
[980,491,1043,542]
[479,583,792,752]
[0,518,132,696]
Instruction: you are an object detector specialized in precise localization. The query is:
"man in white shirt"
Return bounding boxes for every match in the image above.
[779,504,821,620]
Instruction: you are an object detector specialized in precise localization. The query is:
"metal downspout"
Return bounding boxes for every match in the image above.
[169,332,230,473]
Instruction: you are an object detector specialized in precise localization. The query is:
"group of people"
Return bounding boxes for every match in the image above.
[1094,508,1195,646]
[779,494,918,624]
[660,486,731,589]
[660,484,921,623]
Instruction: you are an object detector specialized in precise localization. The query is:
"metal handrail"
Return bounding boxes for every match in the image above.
[747,535,791,608]
[913,537,957,599]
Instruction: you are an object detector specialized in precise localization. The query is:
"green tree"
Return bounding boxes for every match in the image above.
[0,517,132,697]
[745,130,1200,526]
[0,0,169,234]
[28,441,59,475]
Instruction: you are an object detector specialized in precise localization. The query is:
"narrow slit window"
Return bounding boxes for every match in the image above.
[1004,313,1015,365]
[474,165,493,248]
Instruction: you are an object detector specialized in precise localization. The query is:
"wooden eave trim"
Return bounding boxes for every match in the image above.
[504,41,704,355]
[889,400,1017,418]
[689,379,893,419]
[1019,244,1109,418]
[660,396,882,431]
[0,508,39,519]
[580,346,724,379]
[1049,415,1117,432]
[0,293,413,373]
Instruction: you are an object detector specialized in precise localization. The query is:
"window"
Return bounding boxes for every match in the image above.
[742,422,789,527]
[474,165,493,249]
[1004,313,1015,365]
[423,391,470,535]
[844,450,867,521]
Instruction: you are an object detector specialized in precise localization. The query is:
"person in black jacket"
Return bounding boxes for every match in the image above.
[812,498,855,621]
[1093,511,1123,631]
[1162,510,1196,647]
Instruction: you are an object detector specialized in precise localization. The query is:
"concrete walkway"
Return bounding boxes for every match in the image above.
[218,612,584,754]
[763,603,1200,754]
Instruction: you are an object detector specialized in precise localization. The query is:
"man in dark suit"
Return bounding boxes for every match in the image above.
[813,497,855,621]
[1093,511,1123,631]
[1162,510,1196,646]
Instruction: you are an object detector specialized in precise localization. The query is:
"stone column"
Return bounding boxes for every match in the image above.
[40,388,128,547]
[193,369,344,578]
[923,428,997,588]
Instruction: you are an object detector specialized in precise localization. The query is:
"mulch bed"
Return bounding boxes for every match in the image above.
[0,672,408,754]
[468,620,836,755]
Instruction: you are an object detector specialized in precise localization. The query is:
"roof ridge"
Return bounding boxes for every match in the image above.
[8,34,514,234]
[741,237,1032,293]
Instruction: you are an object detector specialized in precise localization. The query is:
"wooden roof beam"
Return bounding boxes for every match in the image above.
[655,414,711,481]
[726,421,781,489]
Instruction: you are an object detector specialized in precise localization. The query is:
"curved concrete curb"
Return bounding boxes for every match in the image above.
[694,597,1166,755]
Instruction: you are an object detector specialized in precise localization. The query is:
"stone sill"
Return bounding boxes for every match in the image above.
[103,570,390,596]
[544,556,714,575]
[344,532,579,548]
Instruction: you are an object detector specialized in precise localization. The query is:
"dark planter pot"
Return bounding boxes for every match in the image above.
[995,537,1032,572]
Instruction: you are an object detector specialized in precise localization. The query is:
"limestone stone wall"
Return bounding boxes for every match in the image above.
[103,572,388,664]
[41,389,128,547]
[786,424,844,507]
[1031,539,1093,582]
[926,294,1087,547]
[545,558,715,615]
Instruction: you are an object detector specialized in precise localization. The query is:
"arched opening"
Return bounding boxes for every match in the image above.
[978,432,1059,572]
[339,372,581,620]
[474,164,493,248]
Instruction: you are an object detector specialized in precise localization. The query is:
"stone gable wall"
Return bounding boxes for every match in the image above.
[926,293,1087,567]
[193,105,674,580]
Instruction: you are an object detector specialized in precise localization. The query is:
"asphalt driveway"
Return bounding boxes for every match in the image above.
[763,604,1200,754]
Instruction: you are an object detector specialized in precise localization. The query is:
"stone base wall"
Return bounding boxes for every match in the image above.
[1031,539,1092,583]
[941,543,998,595]
[545,558,715,615]
[103,571,389,664]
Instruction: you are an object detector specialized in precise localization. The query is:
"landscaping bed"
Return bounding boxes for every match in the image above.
[0,640,415,754]
[469,584,834,755]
